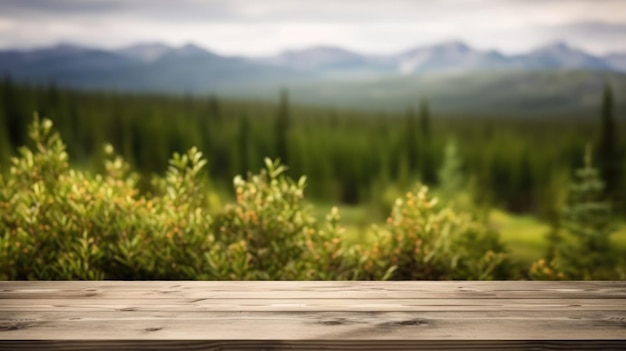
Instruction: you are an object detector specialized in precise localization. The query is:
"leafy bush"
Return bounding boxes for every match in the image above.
[0,116,215,279]
[1,117,511,280]
[358,185,510,280]
[0,117,361,280]
[208,159,363,279]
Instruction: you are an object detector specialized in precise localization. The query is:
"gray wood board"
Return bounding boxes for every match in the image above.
[1,281,625,349]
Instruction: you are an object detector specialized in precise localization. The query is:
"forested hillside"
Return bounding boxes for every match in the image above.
[2,43,626,116]
[1,78,624,217]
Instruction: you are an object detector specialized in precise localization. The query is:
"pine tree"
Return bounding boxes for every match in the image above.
[566,145,613,247]
[239,114,250,175]
[275,89,290,166]
[1,76,26,149]
[405,106,418,172]
[419,98,430,140]
[558,144,616,279]
[597,84,620,199]
[514,151,534,212]
[208,94,221,123]
[437,139,464,200]
[418,99,435,184]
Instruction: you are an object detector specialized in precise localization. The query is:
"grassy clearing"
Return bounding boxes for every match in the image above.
[488,209,626,263]
[610,223,626,258]
[487,209,550,267]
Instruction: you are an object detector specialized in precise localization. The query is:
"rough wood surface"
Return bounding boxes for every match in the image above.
[1,281,625,350]
[1,340,625,351]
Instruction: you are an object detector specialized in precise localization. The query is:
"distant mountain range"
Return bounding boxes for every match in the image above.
[1,40,624,89]
[263,40,622,74]
[0,42,310,92]
[1,40,625,115]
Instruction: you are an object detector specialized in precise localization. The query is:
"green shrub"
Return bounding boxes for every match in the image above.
[359,185,510,280]
[209,159,364,279]
[0,116,215,279]
[1,116,511,280]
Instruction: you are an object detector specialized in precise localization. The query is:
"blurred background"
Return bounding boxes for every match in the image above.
[0,0,625,274]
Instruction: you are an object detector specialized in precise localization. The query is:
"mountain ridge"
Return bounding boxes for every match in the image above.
[260,40,625,73]
[2,39,625,74]
[1,40,625,116]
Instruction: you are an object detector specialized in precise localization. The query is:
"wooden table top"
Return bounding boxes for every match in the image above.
[1,281,625,350]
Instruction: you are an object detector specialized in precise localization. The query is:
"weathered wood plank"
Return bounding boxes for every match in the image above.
[1,298,624,312]
[1,311,625,339]
[2,281,625,299]
[0,281,624,350]
[2,340,625,351]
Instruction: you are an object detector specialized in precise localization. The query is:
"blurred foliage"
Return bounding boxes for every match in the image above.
[0,116,216,279]
[530,145,624,280]
[2,79,625,215]
[209,158,358,280]
[360,186,511,280]
[1,79,624,280]
[1,117,514,280]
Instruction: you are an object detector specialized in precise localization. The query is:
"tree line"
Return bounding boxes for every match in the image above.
[0,77,623,220]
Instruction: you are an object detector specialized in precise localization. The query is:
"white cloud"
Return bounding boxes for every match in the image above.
[0,19,15,31]
[0,0,624,54]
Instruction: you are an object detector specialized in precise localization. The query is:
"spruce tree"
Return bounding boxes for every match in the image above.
[559,144,616,279]
[419,98,430,140]
[239,114,250,175]
[419,98,435,184]
[405,106,418,172]
[598,84,620,199]
[1,76,26,148]
[437,139,464,200]
[515,151,534,212]
[208,94,221,123]
[275,89,290,166]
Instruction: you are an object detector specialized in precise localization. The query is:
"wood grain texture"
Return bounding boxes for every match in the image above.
[1,281,625,350]
[1,298,625,312]
[1,340,625,351]
[2,281,625,299]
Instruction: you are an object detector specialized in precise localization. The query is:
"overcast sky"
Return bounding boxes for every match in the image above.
[0,0,624,56]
